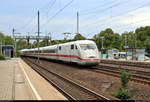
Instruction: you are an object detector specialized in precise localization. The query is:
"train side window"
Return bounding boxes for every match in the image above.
[71,44,74,50]
[75,45,78,49]
[59,46,61,50]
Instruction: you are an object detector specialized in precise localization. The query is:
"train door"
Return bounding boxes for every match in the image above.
[64,45,70,62]
[70,44,79,62]
[57,45,61,60]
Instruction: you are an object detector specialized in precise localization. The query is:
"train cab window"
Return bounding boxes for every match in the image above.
[59,46,61,50]
[71,44,74,50]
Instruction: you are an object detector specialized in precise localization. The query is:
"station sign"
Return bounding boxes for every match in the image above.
[123,46,129,49]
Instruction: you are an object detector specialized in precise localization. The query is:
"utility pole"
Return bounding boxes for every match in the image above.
[101,36,104,58]
[134,33,137,61]
[48,32,52,45]
[27,32,30,46]
[37,10,40,62]
[0,37,2,55]
[77,11,79,34]
[125,34,127,60]
[0,31,2,54]
[135,33,137,49]
[12,28,15,39]
[101,37,104,50]
[12,28,17,57]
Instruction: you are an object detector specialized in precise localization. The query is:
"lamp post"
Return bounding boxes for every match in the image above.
[101,36,104,50]
[101,36,104,58]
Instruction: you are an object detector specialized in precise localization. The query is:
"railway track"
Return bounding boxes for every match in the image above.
[99,63,150,76]
[101,59,150,69]
[88,64,150,85]
[23,57,111,100]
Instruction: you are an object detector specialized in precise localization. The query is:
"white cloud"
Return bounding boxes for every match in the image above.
[119,7,150,26]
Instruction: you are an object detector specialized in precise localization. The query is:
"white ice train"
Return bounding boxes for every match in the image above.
[20,40,100,66]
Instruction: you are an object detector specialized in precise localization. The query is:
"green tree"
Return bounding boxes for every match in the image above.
[93,28,121,51]
[121,31,136,49]
[144,37,150,53]
[32,41,37,48]
[16,39,28,50]
[39,39,51,47]
[0,54,5,60]
[74,33,86,40]
[0,32,4,45]
[0,32,4,38]
[3,36,14,45]
[135,26,150,41]
[135,26,150,50]
[51,40,60,45]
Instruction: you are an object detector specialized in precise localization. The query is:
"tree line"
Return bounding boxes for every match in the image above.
[0,26,150,54]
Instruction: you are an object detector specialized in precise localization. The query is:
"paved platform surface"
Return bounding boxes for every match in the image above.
[0,58,67,100]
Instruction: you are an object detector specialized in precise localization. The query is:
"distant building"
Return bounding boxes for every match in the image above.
[107,49,119,59]
[118,52,126,58]
[126,48,145,61]
[0,45,14,58]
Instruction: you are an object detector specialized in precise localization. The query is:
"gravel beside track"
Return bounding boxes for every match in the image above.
[23,57,111,100]
[22,57,150,100]
[94,64,150,85]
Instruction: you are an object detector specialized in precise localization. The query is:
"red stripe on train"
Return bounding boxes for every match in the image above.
[24,53,100,62]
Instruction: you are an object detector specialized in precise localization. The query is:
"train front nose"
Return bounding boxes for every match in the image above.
[82,50,100,65]
[79,43,100,65]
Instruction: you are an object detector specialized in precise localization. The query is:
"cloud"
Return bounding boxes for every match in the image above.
[121,7,150,26]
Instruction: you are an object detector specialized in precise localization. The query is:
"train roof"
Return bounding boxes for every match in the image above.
[20,40,95,52]
[57,40,95,46]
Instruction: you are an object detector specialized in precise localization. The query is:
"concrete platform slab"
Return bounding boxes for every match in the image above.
[0,60,13,100]
[19,58,67,100]
[0,59,35,100]
[0,58,67,100]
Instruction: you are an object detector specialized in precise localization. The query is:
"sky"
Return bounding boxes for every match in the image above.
[1,0,150,40]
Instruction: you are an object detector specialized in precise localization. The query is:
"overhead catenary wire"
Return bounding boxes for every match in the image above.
[16,14,37,31]
[102,2,150,31]
[80,1,150,31]
[17,0,57,34]
[41,0,74,30]
[80,0,130,29]
[81,0,127,16]
[116,17,150,31]
[29,0,57,34]
[16,0,150,40]
[79,0,114,13]
[45,0,57,18]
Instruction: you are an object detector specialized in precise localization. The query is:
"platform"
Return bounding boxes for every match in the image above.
[0,58,67,100]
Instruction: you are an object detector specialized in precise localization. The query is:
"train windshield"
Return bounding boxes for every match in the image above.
[80,44,96,50]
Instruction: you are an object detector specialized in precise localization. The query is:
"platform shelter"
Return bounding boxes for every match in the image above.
[0,45,14,58]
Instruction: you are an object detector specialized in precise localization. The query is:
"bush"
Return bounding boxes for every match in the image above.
[113,87,130,99]
[119,69,135,89]
[15,51,20,57]
[0,54,5,60]
[112,68,135,99]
